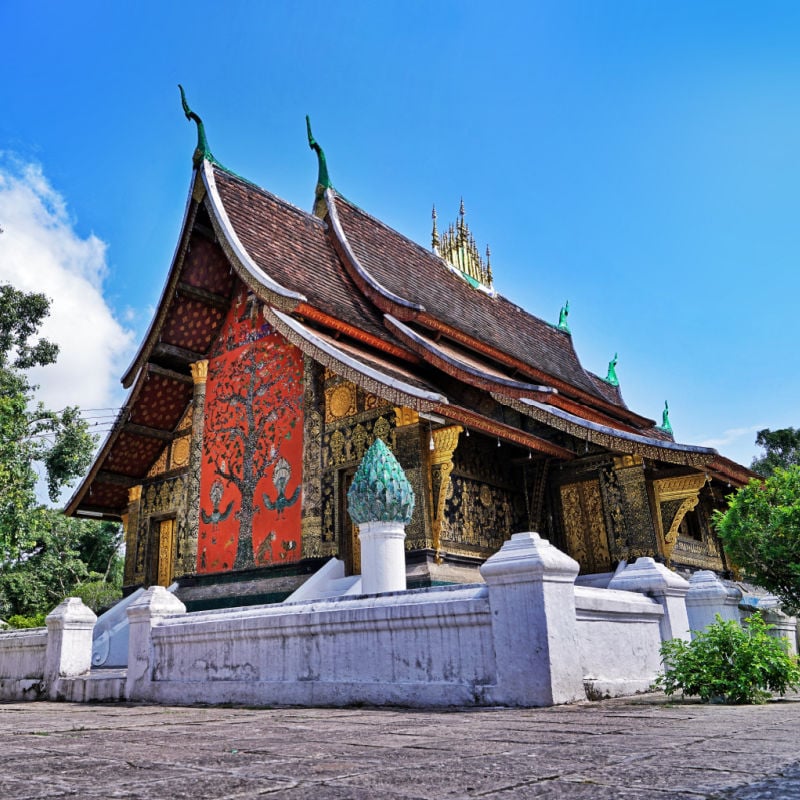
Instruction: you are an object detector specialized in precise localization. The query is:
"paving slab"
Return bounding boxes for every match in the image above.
[0,694,798,799]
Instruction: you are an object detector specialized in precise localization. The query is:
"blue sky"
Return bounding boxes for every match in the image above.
[2,0,799,470]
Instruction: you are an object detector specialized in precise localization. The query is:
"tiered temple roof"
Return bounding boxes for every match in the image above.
[66,105,754,519]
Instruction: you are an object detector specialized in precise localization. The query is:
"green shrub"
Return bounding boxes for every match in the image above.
[72,578,122,613]
[656,613,800,704]
[5,612,47,629]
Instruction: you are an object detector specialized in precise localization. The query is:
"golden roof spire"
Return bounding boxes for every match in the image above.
[431,205,439,253]
[434,201,494,291]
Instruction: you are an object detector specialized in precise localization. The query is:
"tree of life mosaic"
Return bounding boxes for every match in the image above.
[198,291,304,572]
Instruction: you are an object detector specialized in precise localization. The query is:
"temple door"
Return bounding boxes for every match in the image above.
[156,518,176,587]
[339,469,361,576]
[559,480,612,574]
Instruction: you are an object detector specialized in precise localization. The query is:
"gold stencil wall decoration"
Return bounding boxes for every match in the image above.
[325,381,357,422]
[393,406,420,427]
[171,436,191,468]
[373,415,391,443]
[147,447,169,477]
[559,479,612,574]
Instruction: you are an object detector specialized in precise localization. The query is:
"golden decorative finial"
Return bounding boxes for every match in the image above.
[431,205,439,253]
[436,200,494,290]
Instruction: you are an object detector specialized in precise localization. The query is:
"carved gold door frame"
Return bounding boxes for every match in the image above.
[157,518,176,587]
[339,469,361,575]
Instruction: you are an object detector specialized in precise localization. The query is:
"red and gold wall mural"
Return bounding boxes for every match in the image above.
[198,290,304,572]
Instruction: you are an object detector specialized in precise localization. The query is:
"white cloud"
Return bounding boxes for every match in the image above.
[698,425,763,451]
[0,154,135,425]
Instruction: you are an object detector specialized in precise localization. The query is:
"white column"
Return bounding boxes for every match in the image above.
[685,570,742,635]
[358,521,407,594]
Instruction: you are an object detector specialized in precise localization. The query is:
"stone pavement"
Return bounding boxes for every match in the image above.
[1,694,799,799]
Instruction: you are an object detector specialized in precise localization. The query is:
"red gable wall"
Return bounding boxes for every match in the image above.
[198,288,304,573]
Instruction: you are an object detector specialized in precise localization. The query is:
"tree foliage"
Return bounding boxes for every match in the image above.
[751,427,800,477]
[714,467,800,613]
[0,284,95,559]
[0,283,122,622]
[657,613,800,704]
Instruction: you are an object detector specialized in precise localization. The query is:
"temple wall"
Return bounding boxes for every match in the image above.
[574,587,664,698]
[197,292,304,574]
[312,374,429,568]
[441,435,527,558]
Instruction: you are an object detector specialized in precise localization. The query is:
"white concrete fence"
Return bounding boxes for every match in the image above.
[5,530,783,707]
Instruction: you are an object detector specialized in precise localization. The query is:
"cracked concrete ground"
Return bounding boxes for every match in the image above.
[1,694,799,799]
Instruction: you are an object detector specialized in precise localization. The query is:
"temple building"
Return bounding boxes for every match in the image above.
[66,93,754,609]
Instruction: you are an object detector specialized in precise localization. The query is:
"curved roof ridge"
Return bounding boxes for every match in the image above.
[325,189,425,313]
[503,394,717,465]
[121,174,200,388]
[268,307,446,408]
[202,161,306,303]
[385,314,556,398]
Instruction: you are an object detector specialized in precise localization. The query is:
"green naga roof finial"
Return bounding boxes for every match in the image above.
[658,400,673,435]
[604,352,619,387]
[306,115,332,191]
[306,116,332,218]
[557,300,570,333]
[179,84,213,168]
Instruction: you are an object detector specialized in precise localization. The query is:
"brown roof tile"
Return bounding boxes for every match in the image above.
[213,168,388,342]
[331,194,615,404]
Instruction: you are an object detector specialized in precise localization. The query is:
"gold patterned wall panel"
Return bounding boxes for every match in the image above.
[599,462,660,562]
[325,381,357,423]
[559,479,612,574]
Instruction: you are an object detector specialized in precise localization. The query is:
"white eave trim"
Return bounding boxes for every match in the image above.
[202,160,306,302]
[269,308,447,404]
[385,314,556,395]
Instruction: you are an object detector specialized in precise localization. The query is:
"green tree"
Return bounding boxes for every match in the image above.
[751,427,800,477]
[714,466,800,613]
[0,284,95,560]
[0,514,123,618]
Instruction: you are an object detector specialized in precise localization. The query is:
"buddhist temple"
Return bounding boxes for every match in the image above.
[66,91,754,609]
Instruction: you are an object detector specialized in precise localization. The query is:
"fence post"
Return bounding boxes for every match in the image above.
[480,532,584,706]
[126,586,186,701]
[44,598,97,698]
[609,557,690,642]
